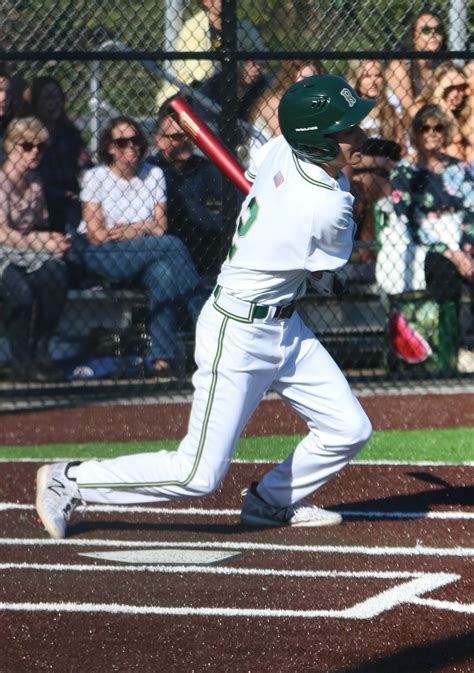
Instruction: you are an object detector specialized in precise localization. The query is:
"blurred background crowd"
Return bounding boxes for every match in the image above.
[0,0,472,387]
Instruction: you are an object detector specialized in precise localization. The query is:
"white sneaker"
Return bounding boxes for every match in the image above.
[240,482,342,528]
[36,462,81,539]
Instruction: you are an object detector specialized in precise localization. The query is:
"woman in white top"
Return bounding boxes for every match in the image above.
[79,117,206,376]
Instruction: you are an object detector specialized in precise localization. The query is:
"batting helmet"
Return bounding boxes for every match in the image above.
[278,74,375,164]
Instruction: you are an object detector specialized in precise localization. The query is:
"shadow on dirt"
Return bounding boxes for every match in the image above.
[68,520,248,537]
[335,629,474,673]
[337,470,474,517]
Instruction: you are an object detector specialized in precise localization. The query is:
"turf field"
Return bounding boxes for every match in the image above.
[1,426,473,463]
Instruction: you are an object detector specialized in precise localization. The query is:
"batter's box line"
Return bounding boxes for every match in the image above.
[1,538,473,557]
[1,502,473,521]
[0,573,471,618]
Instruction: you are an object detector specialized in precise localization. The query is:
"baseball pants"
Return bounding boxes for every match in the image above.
[76,293,372,506]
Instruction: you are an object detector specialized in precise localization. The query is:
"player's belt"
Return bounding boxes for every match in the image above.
[213,286,295,323]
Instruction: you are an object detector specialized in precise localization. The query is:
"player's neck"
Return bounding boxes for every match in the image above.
[319,162,340,178]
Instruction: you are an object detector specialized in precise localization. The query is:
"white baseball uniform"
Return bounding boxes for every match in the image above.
[76,135,372,507]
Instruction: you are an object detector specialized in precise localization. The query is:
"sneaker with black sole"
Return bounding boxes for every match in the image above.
[240,481,342,528]
[36,462,82,539]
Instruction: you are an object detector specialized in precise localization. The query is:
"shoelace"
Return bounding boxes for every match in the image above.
[286,502,320,521]
[62,497,87,521]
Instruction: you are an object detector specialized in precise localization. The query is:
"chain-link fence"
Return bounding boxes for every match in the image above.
[0,0,472,404]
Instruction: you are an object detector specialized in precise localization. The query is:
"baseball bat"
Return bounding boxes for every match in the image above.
[168,97,252,195]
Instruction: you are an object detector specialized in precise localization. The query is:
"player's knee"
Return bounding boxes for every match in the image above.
[347,412,372,452]
[190,463,227,497]
[355,414,372,444]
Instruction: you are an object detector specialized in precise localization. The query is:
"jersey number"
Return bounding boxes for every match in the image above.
[228,197,259,260]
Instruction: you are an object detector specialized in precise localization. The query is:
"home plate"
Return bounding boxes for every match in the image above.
[78,549,243,565]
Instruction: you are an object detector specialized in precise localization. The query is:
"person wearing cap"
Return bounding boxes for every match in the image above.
[36,74,374,538]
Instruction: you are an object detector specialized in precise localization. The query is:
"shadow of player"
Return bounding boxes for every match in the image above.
[336,470,473,517]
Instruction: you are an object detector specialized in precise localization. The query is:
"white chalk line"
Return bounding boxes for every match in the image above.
[0,562,434,579]
[411,597,474,614]
[1,537,472,557]
[1,502,473,520]
[0,458,472,466]
[0,573,462,619]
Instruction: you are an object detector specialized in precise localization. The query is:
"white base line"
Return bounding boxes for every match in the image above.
[1,538,472,557]
[1,502,473,520]
[0,573,461,620]
[0,563,434,579]
[411,597,474,614]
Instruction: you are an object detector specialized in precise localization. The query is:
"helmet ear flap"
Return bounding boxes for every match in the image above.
[293,137,340,165]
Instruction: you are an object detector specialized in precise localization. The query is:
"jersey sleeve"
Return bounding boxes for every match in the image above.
[245,136,282,183]
[80,168,102,204]
[305,189,356,272]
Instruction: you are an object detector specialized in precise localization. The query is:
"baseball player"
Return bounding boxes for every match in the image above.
[36,74,374,538]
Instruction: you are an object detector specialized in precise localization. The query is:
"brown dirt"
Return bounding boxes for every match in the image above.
[1,462,473,673]
[1,392,473,445]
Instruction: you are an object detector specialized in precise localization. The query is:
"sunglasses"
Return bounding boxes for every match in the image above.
[111,135,141,149]
[419,25,444,36]
[18,140,47,152]
[158,131,187,141]
[420,123,445,134]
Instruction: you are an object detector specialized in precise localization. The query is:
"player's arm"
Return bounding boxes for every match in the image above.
[309,271,347,296]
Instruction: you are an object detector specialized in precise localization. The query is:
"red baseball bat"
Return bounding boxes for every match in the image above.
[168,97,252,195]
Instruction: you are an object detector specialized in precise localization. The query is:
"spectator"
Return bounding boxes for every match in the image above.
[376,104,474,360]
[385,10,446,115]
[276,59,327,90]
[346,59,405,150]
[464,60,474,170]
[0,117,70,381]
[156,0,265,108]
[344,60,404,260]
[22,76,90,233]
[77,116,207,377]
[411,61,472,162]
[246,60,326,164]
[189,49,269,133]
[147,100,227,280]
[0,67,13,163]
[244,80,283,164]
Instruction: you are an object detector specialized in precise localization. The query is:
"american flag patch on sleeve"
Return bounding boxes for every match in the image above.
[273,171,285,188]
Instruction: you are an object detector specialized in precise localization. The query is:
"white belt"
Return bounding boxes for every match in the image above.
[212,286,295,323]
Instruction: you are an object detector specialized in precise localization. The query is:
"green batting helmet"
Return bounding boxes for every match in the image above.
[278,74,375,164]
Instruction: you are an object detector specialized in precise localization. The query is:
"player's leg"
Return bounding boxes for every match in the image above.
[246,313,371,511]
[69,301,282,505]
[37,299,283,537]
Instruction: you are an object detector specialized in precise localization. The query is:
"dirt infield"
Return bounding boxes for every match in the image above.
[1,461,473,673]
[1,391,473,445]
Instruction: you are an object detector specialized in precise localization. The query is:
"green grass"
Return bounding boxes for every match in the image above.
[0,427,473,463]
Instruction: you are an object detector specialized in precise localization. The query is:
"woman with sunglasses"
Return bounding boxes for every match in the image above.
[376,104,474,366]
[0,116,71,381]
[411,62,472,162]
[78,116,207,376]
[385,11,446,115]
